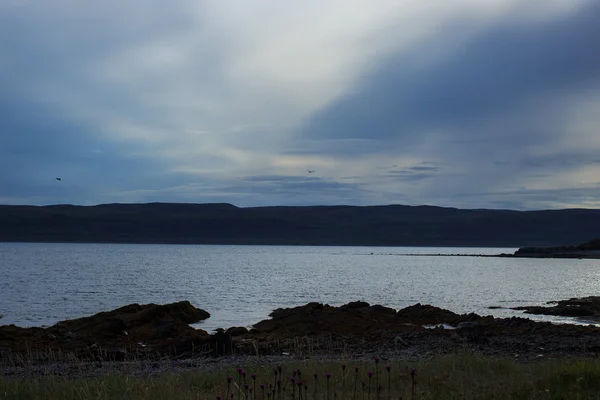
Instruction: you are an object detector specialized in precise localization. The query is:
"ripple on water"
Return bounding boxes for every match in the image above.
[1,243,600,329]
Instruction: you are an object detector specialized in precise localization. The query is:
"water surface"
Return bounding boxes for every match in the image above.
[1,243,599,332]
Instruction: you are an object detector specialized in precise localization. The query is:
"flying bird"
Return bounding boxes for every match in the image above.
[307,170,315,174]
[56,177,62,181]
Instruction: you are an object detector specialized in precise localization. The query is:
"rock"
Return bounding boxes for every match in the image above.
[456,322,485,342]
[226,327,249,336]
[252,301,399,337]
[394,336,408,346]
[396,304,462,325]
[513,296,600,321]
[512,238,600,258]
[0,301,212,359]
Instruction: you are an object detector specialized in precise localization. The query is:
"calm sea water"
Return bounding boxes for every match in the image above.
[1,243,600,332]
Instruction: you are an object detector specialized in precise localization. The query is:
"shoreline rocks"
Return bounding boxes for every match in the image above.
[3,299,600,368]
[510,238,600,258]
[512,296,600,321]
[0,301,213,360]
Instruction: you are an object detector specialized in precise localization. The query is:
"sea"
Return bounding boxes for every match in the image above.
[1,243,599,332]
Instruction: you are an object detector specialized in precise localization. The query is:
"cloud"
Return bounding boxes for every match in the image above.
[1,1,600,209]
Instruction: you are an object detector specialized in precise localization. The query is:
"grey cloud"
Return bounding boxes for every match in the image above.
[299,1,600,145]
[383,165,442,182]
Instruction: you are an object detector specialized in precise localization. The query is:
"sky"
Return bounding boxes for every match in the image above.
[2,1,600,210]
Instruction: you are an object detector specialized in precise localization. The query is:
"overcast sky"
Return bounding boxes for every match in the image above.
[2,1,600,209]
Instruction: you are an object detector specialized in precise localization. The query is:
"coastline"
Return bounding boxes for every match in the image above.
[3,299,600,379]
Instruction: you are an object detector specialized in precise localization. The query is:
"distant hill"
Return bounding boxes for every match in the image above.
[1,202,599,247]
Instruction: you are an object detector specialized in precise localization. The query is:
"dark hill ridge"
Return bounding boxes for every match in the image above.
[1,202,599,247]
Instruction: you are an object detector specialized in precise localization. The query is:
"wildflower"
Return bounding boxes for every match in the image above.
[385,365,391,373]
[227,376,233,383]
[368,371,373,378]
[252,373,257,381]
[326,372,332,379]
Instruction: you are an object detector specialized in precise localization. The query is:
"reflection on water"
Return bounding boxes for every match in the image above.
[1,243,600,332]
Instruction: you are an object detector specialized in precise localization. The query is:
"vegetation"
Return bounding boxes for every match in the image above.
[3,353,600,399]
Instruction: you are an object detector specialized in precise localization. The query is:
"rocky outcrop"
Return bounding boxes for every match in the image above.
[0,301,212,360]
[251,301,483,339]
[4,300,600,365]
[512,296,600,320]
[512,238,600,258]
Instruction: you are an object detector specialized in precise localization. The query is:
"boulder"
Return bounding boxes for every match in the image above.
[0,301,212,359]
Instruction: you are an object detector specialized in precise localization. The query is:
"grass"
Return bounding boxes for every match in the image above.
[3,353,600,399]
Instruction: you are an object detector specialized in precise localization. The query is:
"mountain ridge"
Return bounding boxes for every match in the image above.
[1,202,599,247]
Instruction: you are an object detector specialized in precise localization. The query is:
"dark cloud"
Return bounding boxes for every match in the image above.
[0,97,188,205]
[383,165,442,182]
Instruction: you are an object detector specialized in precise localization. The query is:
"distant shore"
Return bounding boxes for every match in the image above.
[2,202,600,247]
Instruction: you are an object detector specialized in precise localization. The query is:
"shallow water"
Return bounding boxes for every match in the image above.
[1,243,599,332]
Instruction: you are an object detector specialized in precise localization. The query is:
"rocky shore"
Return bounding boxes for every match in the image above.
[3,300,600,378]
[510,238,600,258]
[512,296,600,321]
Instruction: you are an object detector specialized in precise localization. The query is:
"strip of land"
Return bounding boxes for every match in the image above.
[2,298,600,379]
[2,202,600,247]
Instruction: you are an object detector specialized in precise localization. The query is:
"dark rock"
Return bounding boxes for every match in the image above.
[512,296,600,320]
[456,321,486,342]
[226,327,249,336]
[396,304,462,325]
[0,301,212,359]
[512,238,600,258]
[340,301,370,310]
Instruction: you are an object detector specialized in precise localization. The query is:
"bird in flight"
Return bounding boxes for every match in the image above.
[307,170,315,174]
[56,177,62,181]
